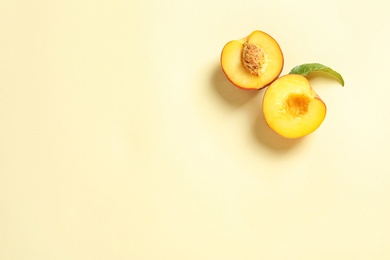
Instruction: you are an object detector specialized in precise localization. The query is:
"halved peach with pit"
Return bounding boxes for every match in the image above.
[221,30,284,90]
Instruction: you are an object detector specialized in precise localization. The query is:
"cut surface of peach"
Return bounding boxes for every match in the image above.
[221,30,284,90]
[263,74,326,138]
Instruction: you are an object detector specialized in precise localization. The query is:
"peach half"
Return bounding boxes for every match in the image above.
[263,74,326,138]
[221,30,284,90]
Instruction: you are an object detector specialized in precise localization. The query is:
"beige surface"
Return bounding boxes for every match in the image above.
[1,0,389,259]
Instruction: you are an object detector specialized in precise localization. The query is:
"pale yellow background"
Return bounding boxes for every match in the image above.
[1,0,389,259]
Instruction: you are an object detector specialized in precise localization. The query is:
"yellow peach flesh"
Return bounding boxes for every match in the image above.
[221,30,284,90]
[263,74,326,138]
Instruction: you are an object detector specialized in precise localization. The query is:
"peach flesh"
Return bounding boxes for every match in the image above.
[221,30,284,90]
[263,74,327,138]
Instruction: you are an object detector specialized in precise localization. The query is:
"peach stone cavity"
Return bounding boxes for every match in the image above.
[285,93,311,118]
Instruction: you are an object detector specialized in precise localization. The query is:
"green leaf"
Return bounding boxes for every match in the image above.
[289,63,344,86]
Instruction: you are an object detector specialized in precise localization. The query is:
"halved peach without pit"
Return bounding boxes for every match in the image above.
[221,30,284,90]
[263,74,327,138]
